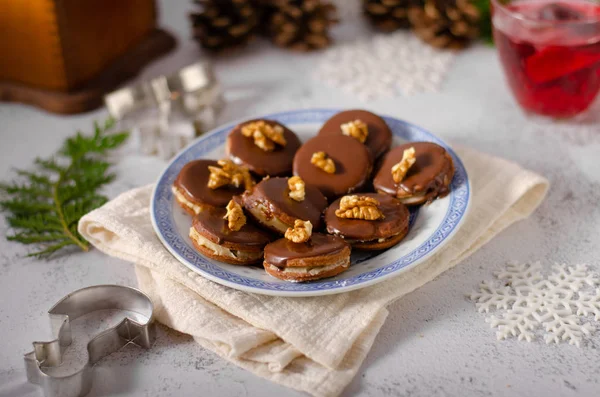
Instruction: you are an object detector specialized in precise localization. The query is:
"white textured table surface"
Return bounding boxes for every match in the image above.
[1,1,600,397]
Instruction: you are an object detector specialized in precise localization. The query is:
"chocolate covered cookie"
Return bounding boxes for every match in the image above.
[318,109,392,160]
[172,159,252,215]
[189,200,272,265]
[325,193,410,250]
[264,220,351,282]
[293,134,372,200]
[226,119,301,177]
[373,142,455,205]
[243,176,328,234]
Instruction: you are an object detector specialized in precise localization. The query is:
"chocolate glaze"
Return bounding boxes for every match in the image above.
[373,142,454,201]
[264,233,350,267]
[243,177,328,230]
[192,206,272,247]
[318,109,392,159]
[227,119,301,176]
[174,159,245,207]
[293,134,372,200]
[325,193,409,241]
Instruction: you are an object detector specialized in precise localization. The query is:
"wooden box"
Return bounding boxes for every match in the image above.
[0,0,176,113]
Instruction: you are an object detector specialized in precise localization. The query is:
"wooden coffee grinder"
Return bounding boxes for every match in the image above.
[0,0,176,114]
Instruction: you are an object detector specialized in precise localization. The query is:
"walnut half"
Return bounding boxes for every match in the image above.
[391,147,416,184]
[223,200,246,231]
[340,119,368,143]
[241,121,286,152]
[288,176,305,202]
[310,151,336,174]
[208,159,254,191]
[335,195,384,220]
[284,220,312,243]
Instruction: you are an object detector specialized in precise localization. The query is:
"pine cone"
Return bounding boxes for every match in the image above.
[265,0,338,52]
[190,0,260,52]
[363,0,415,32]
[409,0,480,49]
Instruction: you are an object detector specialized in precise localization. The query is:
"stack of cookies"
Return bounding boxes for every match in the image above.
[172,110,455,282]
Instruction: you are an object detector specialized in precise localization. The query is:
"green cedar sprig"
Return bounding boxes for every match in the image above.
[0,119,128,258]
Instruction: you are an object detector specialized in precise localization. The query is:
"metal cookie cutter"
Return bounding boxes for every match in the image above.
[24,285,155,397]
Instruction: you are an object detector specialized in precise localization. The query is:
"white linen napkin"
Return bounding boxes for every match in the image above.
[79,145,548,396]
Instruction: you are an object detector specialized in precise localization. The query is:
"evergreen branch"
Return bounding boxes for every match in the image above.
[7,214,63,232]
[27,240,77,258]
[0,199,55,215]
[35,157,68,174]
[63,196,108,227]
[0,118,128,258]
[0,183,53,199]
[61,128,128,158]
[59,175,114,204]
[14,170,53,187]
[51,160,89,253]
[68,223,83,242]
[7,232,70,244]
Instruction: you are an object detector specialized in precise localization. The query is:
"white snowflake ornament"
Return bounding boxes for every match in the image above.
[470,262,600,347]
[314,32,454,100]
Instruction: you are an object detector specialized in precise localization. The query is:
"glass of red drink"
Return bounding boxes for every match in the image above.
[492,0,600,118]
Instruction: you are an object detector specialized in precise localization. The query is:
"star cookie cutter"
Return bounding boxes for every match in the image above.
[24,285,155,397]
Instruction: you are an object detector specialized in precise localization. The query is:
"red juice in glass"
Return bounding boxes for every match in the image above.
[492,0,600,117]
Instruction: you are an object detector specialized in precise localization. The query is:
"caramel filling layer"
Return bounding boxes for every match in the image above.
[189,227,263,261]
[173,186,203,215]
[267,257,350,276]
[247,202,291,234]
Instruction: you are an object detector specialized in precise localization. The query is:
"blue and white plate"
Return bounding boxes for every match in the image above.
[151,109,470,297]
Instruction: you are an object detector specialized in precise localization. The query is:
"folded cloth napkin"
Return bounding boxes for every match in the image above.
[79,145,548,397]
